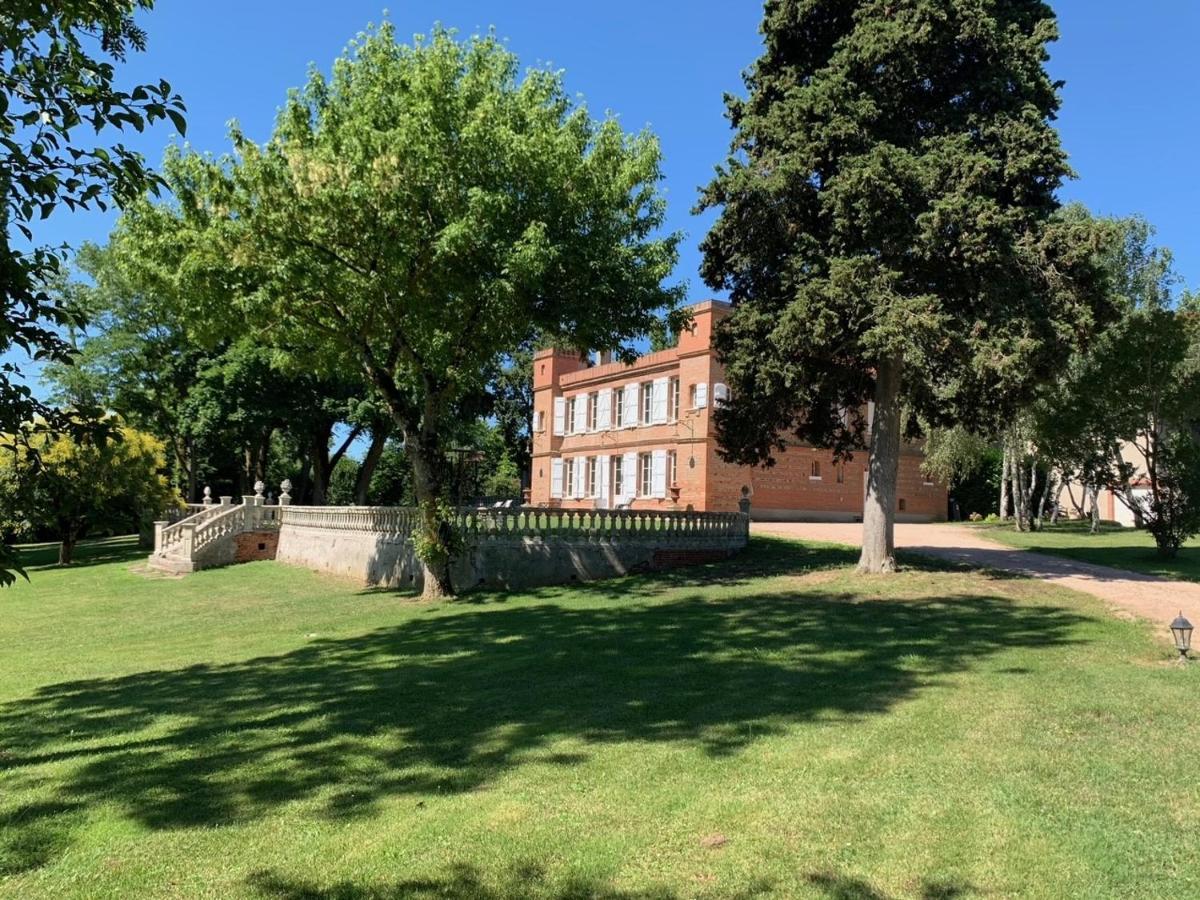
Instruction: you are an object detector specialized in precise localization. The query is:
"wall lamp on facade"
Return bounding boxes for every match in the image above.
[1170,612,1193,662]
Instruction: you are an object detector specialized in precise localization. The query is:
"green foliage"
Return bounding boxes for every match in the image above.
[698,0,1108,464]
[0,419,180,564]
[365,441,414,506]
[150,23,683,593]
[483,451,522,499]
[1,1,185,434]
[325,456,360,506]
[1032,213,1200,554]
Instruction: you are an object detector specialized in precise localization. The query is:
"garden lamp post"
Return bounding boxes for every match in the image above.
[1170,612,1193,661]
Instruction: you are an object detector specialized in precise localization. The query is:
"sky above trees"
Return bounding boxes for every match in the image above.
[10,0,1199,392]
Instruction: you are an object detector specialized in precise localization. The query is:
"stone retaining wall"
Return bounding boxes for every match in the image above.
[274,506,749,593]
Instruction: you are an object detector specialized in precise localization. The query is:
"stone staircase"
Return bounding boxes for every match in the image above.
[149,493,283,574]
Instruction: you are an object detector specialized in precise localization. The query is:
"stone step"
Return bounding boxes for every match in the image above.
[146,553,196,575]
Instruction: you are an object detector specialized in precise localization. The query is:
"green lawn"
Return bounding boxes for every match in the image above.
[965,519,1200,583]
[1,535,1197,899]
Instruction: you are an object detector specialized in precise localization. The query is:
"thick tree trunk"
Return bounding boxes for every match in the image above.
[59,531,77,566]
[1088,484,1101,534]
[354,428,389,506]
[858,355,902,574]
[406,427,455,598]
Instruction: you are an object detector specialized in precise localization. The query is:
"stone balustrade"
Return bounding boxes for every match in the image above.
[151,479,749,589]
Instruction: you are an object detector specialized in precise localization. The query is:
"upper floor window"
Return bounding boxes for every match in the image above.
[614,387,625,427]
[668,376,680,421]
[640,381,654,425]
[810,460,821,480]
[534,410,545,433]
[668,450,678,486]
[836,465,845,484]
[566,397,577,435]
[587,392,598,431]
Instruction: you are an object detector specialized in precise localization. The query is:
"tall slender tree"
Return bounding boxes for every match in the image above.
[698,0,1108,571]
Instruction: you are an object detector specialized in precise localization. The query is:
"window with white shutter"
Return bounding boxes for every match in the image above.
[651,377,668,423]
[573,395,587,434]
[596,454,610,507]
[553,398,565,436]
[572,456,586,498]
[694,382,708,409]
[651,450,667,498]
[596,388,612,430]
[614,387,625,427]
[640,381,654,424]
[623,383,640,427]
[623,451,638,501]
[550,458,564,498]
[638,452,653,496]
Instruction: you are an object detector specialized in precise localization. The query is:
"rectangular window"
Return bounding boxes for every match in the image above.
[638,452,653,496]
[534,410,544,433]
[614,387,625,427]
[640,381,654,425]
[613,455,624,496]
[810,460,821,480]
[668,450,678,486]
[587,393,598,431]
[669,376,680,421]
[566,397,576,434]
[898,498,907,512]
[836,465,845,484]
[587,456,598,497]
[565,457,576,496]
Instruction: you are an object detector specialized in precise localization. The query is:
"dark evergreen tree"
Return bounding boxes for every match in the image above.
[698,0,1109,571]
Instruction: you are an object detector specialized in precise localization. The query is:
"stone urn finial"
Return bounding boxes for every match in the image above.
[279,479,293,506]
[254,480,265,498]
[202,485,213,506]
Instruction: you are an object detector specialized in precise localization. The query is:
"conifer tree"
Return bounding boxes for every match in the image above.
[699,0,1107,571]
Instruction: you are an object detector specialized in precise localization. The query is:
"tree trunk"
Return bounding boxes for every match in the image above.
[406,427,455,598]
[59,531,77,566]
[1088,484,1101,534]
[1027,460,1040,531]
[354,428,389,506]
[1063,477,1083,518]
[999,443,1011,520]
[858,355,902,574]
[1013,438,1028,532]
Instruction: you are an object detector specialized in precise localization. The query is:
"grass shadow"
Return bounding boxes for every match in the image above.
[12,535,145,572]
[0,539,1087,876]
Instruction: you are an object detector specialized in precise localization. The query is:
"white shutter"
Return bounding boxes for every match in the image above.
[623,383,639,427]
[553,398,566,436]
[694,382,708,409]
[596,388,612,430]
[572,396,587,434]
[622,451,638,500]
[573,457,586,498]
[651,377,668,423]
[550,458,564,498]
[713,383,729,405]
[596,454,610,508]
[867,400,875,435]
[651,450,667,498]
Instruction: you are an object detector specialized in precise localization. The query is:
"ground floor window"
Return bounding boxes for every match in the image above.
[639,452,653,496]
[587,456,599,497]
[668,450,678,486]
[565,458,576,496]
[613,455,624,494]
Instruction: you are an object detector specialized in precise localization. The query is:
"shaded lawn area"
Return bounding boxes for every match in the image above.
[965,519,1200,583]
[1,536,1197,898]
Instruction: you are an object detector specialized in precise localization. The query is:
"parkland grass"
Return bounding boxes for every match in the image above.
[1,535,1197,899]
[967,519,1200,583]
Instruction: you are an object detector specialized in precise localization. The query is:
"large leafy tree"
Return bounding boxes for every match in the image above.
[699,0,1107,572]
[182,24,681,596]
[1,0,185,433]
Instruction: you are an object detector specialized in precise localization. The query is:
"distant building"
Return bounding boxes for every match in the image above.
[529,300,946,521]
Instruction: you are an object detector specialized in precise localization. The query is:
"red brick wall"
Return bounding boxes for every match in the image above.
[235,530,279,563]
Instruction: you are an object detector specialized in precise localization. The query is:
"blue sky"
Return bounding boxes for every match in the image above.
[13,0,1200,395]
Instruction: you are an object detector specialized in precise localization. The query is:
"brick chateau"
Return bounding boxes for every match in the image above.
[529,301,947,521]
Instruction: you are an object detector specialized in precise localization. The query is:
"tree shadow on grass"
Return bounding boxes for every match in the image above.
[806,871,977,900]
[13,534,145,572]
[0,557,1087,878]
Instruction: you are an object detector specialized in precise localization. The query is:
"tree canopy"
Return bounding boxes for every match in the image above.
[156,23,683,595]
[698,0,1109,571]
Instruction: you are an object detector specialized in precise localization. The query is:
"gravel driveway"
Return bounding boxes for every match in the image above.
[752,521,1200,632]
